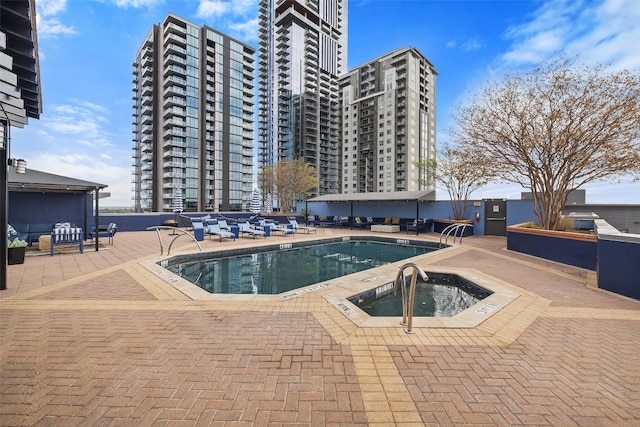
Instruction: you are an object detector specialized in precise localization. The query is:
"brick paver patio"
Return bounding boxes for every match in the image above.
[2,228,639,426]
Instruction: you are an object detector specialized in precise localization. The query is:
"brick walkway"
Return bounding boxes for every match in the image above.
[2,229,639,426]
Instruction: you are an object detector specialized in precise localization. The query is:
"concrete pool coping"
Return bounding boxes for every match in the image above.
[142,236,522,330]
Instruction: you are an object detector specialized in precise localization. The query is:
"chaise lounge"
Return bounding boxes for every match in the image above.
[287,217,317,234]
[237,221,266,239]
[206,221,236,242]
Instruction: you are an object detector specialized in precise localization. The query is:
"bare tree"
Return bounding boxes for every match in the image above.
[454,57,640,230]
[423,143,494,220]
[258,159,319,214]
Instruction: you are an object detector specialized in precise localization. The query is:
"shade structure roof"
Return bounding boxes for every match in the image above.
[8,167,108,193]
[1,0,42,127]
[307,190,436,203]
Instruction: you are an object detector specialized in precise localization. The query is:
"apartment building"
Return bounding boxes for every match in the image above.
[257,0,348,199]
[132,14,255,213]
[338,47,437,193]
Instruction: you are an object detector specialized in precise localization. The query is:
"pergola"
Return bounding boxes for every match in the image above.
[305,190,436,229]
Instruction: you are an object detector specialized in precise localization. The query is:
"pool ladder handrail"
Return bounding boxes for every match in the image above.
[146,225,203,256]
[439,223,472,247]
[393,263,429,334]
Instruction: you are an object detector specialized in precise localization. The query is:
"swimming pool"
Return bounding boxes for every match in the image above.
[163,237,440,295]
[349,272,492,317]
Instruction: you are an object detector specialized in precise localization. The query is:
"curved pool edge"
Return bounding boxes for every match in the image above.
[320,265,521,329]
[138,237,522,329]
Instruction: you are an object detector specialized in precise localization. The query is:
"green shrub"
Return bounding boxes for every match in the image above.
[8,238,28,248]
[520,222,540,229]
[555,217,575,232]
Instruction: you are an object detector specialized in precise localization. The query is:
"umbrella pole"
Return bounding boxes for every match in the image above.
[170,212,179,235]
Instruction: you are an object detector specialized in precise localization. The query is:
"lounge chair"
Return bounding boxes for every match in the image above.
[271,222,295,236]
[217,219,230,231]
[288,217,317,234]
[256,218,275,230]
[206,221,236,242]
[237,221,266,239]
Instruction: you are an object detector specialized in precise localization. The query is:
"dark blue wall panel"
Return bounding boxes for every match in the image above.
[597,239,640,300]
[507,230,597,270]
[9,192,90,226]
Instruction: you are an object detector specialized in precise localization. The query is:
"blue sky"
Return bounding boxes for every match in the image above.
[11,0,640,207]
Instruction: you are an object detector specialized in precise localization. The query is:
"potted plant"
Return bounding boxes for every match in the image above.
[8,237,28,265]
[162,219,178,227]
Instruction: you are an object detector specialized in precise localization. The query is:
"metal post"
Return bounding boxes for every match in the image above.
[415,200,419,236]
[350,201,354,230]
[95,187,100,251]
[1,120,8,290]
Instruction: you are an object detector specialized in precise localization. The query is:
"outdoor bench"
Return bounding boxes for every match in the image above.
[50,227,84,256]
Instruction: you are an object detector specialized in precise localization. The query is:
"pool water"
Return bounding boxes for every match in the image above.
[349,273,492,317]
[166,240,437,294]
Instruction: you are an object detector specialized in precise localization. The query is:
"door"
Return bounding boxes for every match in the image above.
[484,199,507,236]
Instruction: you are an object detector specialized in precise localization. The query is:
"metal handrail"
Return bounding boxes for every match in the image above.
[146,226,202,255]
[393,262,429,334]
[439,223,472,247]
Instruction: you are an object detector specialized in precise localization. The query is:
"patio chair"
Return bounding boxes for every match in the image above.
[237,221,266,239]
[217,219,230,231]
[288,217,317,234]
[406,218,433,234]
[206,221,236,242]
[106,223,117,244]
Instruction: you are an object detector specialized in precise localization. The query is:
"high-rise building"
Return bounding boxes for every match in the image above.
[257,0,348,199]
[132,14,255,213]
[338,47,437,194]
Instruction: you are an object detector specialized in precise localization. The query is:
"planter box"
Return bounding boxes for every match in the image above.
[507,224,597,270]
[8,247,26,265]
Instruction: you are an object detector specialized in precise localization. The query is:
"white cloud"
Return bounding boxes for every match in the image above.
[461,39,482,52]
[38,0,68,16]
[12,97,133,207]
[445,38,482,52]
[36,17,76,37]
[36,0,76,37]
[502,0,640,70]
[197,0,230,18]
[111,0,164,7]
[195,0,259,41]
[228,17,259,43]
[42,103,113,142]
[196,0,255,18]
[27,153,133,206]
